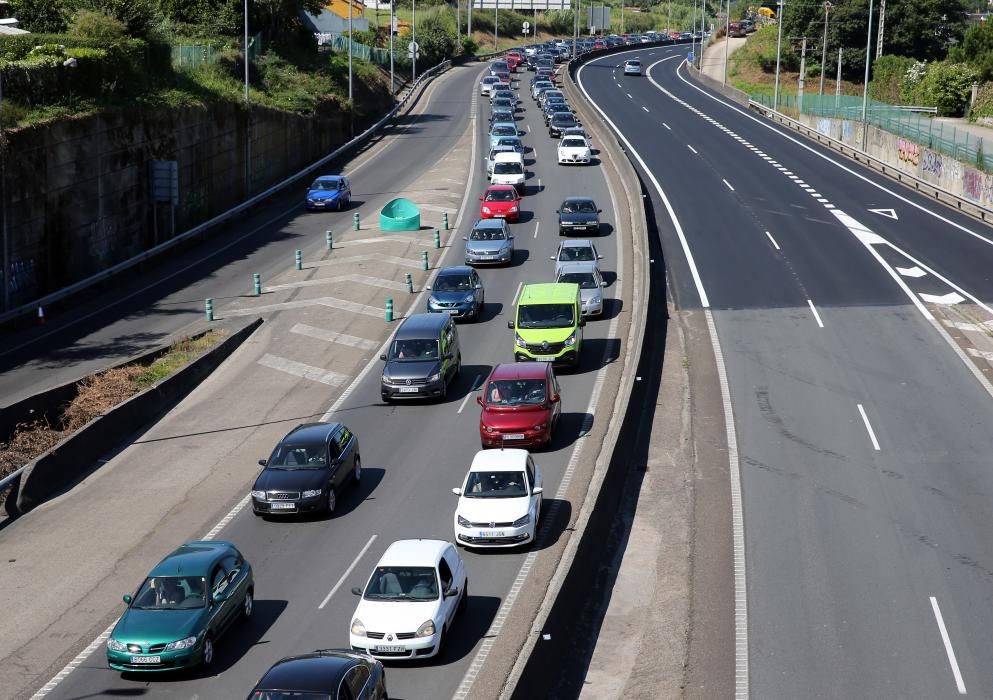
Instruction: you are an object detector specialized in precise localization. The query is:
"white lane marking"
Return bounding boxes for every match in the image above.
[765,231,781,250]
[417,203,459,214]
[723,178,735,191]
[869,207,899,219]
[577,56,710,307]
[319,535,378,609]
[534,220,540,239]
[258,354,350,386]
[333,235,425,247]
[265,274,407,293]
[807,300,824,328]
[930,596,967,694]
[920,292,966,305]
[457,374,483,414]
[527,124,531,132]
[662,122,671,130]
[857,403,881,451]
[223,296,384,319]
[627,93,633,99]
[896,265,927,277]
[511,280,523,306]
[968,347,993,361]
[538,178,542,191]
[704,310,750,700]
[642,106,650,113]
[290,323,377,350]
[945,319,993,331]
[311,253,423,269]
[616,82,622,87]
[687,144,698,154]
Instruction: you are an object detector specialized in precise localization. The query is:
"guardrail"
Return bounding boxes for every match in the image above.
[0,60,451,326]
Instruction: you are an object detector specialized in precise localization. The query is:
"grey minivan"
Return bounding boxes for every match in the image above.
[381,314,462,402]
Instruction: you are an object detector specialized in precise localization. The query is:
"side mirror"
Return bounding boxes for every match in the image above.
[507,320,515,329]
[555,209,559,213]
[597,209,603,213]
[380,354,388,361]
[123,594,132,605]
[444,353,455,361]
[475,283,483,289]
[258,458,268,466]
[508,234,514,239]
[444,586,459,598]
[479,196,484,200]
[212,591,226,604]
[579,318,587,327]
[476,395,484,406]
[549,255,555,260]
[551,393,560,403]
[452,487,462,495]
[463,236,468,241]
[351,587,363,596]
[426,285,432,290]
[598,254,604,259]
[532,486,544,495]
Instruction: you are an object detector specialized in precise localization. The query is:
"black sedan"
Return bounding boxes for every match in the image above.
[557,197,602,236]
[248,650,387,700]
[549,111,579,138]
[251,422,361,516]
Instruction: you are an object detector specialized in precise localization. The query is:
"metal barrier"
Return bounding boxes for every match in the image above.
[0,60,451,326]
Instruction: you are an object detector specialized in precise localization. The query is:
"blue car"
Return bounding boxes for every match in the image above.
[427,266,485,321]
[306,175,351,211]
[489,122,519,150]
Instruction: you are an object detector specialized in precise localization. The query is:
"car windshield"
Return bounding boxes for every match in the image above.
[552,114,577,126]
[309,180,339,191]
[485,379,547,406]
[492,125,516,136]
[493,99,513,108]
[559,245,595,261]
[267,443,328,469]
[389,339,439,361]
[463,470,529,498]
[364,566,439,601]
[486,189,516,202]
[493,162,523,175]
[251,693,331,700]
[470,227,508,241]
[561,138,586,148]
[434,273,473,291]
[561,200,597,213]
[494,91,514,99]
[483,77,498,84]
[558,272,598,289]
[131,576,208,610]
[517,303,575,329]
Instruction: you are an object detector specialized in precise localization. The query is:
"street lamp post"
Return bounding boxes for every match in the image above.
[244,0,252,196]
[412,0,417,81]
[495,0,499,51]
[773,0,784,108]
[819,1,831,95]
[723,0,730,86]
[860,0,874,150]
[348,0,353,104]
[390,0,395,95]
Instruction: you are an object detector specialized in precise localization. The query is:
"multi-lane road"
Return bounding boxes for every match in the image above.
[581,45,993,698]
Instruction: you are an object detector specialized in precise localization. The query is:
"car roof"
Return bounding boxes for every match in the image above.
[437,265,474,277]
[519,282,580,305]
[283,422,341,445]
[313,175,343,183]
[557,261,600,276]
[395,313,449,338]
[493,151,523,162]
[378,539,451,566]
[469,448,530,472]
[491,122,516,130]
[486,184,517,191]
[474,218,508,229]
[562,196,596,205]
[488,362,551,381]
[150,541,236,577]
[256,651,364,691]
[560,238,594,247]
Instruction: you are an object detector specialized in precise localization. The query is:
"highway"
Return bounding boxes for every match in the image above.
[580,46,993,698]
[20,61,630,700]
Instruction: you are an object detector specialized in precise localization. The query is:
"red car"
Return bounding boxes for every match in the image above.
[494,71,512,85]
[506,55,521,72]
[593,40,606,49]
[477,363,562,449]
[479,185,522,221]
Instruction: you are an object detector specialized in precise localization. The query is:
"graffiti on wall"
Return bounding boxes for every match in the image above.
[1,259,37,305]
[921,148,943,177]
[897,138,921,167]
[816,119,831,137]
[963,168,983,202]
[842,120,854,141]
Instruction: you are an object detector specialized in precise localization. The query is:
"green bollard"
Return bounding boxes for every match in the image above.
[385,297,394,322]
[205,298,214,322]
[253,273,261,296]
[326,230,333,250]
[353,212,360,231]
[434,229,441,249]
[405,272,413,293]
[295,250,302,271]
[443,212,450,230]
[421,250,429,271]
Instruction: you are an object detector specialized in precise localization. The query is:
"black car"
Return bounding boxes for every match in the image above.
[543,100,568,124]
[248,650,387,700]
[549,111,579,137]
[251,422,361,516]
[557,197,602,236]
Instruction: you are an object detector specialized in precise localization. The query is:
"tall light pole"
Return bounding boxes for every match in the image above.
[572,0,579,58]
[243,0,250,105]
[876,0,885,58]
[667,0,671,35]
[495,0,499,51]
[723,0,730,86]
[244,0,251,195]
[860,0,874,150]
[468,0,472,37]
[819,1,830,95]
[412,0,417,81]
[390,0,395,95]
[773,0,785,108]
[348,0,354,104]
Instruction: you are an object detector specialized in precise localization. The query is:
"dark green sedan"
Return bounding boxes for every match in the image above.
[106,540,254,672]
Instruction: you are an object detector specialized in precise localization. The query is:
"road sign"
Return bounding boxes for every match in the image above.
[408,40,419,52]
[523,20,530,31]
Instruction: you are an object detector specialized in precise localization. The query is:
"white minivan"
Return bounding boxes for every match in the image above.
[490,151,526,192]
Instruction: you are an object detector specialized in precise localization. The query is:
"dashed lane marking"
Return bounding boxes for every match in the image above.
[290,323,377,350]
[258,354,350,386]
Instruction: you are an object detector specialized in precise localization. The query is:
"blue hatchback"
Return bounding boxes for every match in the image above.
[427,266,485,321]
[306,175,351,211]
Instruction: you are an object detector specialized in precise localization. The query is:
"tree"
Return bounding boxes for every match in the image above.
[9,0,69,33]
[416,11,457,65]
[69,8,128,39]
[66,0,161,37]
[251,0,324,43]
[949,18,993,80]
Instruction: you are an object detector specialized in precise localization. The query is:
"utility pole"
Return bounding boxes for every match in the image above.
[468,0,472,36]
[723,0,730,86]
[667,0,671,35]
[348,0,353,104]
[819,1,830,95]
[390,0,395,95]
[457,0,461,42]
[798,36,807,114]
[860,0,874,150]
[876,0,885,58]
[243,0,252,196]
[773,0,784,108]
[412,0,417,81]
[495,0,499,51]
[835,47,842,109]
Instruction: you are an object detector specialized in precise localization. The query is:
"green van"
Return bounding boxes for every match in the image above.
[507,282,585,367]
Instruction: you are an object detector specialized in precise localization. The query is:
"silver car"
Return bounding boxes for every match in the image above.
[486,145,517,178]
[464,219,515,266]
[550,239,603,277]
[556,262,605,317]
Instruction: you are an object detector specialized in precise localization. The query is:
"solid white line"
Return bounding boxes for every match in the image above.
[457,374,483,414]
[857,403,881,451]
[765,231,781,250]
[626,92,633,99]
[642,106,650,113]
[662,122,671,130]
[807,300,824,328]
[687,144,698,154]
[930,596,967,694]
[512,280,523,306]
[723,178,735,191]
[319,535,378,609]
[533,220,540,239]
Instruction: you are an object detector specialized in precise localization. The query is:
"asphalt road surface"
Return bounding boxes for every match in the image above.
[582,46,993,698]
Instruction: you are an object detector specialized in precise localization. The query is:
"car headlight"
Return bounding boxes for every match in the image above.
[107,638,126,652]
[351,618,366,636]
[564,334,577,347]
[463,293,475,303]
[302,489,322,498]
[533,424,546,431]
[458,514,471,527]
[482,206,491,214]
[415,619,436,638]
[429,373,441,382]
[592,294,602,303]
[500,245,511,254]
[485,425,495,433]
[516,334,527,348]
[250,490,266,499]
[510,206,518,212]
[428,296,439,306]
[382,373,391,383]
[164,636,198,651]
[513,514,531,527]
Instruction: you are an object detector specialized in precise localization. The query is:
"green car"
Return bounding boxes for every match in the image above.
[508,282,585,367]
[106,541,254,672]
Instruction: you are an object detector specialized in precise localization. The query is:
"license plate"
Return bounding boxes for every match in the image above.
[481,531,506,538]
[374,645,406,653]
[132,655,160,664]
[536,356,554,362]
[448,309,460,314]
[503,433,525,440]
[399,386,420,393]
[270,502,296,510]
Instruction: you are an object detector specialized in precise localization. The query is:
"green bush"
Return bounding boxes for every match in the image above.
[417,9,458,65]
[919,62,979,116]
[869,55,914,103]
[69,9,128,40]
[949,20,993,82]
[899,60,928,104]
[969,81,993,121]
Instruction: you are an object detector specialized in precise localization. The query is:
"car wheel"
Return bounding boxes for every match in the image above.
[354,457,362,483]
[337,198,343,211]
[242,589,254,620]
[201,634,215,668]
[326,487,337,515]
[436,626,446,659]
[456,355,462,379]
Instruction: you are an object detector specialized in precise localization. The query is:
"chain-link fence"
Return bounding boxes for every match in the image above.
[316,33,409,68]
[171,34,262,70]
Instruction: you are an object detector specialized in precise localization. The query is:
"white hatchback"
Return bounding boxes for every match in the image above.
[557,135,592,165]
[452,449,543,548]
[349,539,467,661]
[480,76,500,96]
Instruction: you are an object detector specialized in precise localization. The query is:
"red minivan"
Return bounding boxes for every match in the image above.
[477,363,562,449]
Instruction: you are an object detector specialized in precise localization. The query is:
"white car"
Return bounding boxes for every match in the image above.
[480,76,500,96]
[349,539,467,661]
[623,59,642,76]
[452,449,543,548]
[557,135,592,165]
[490,151,526,192]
